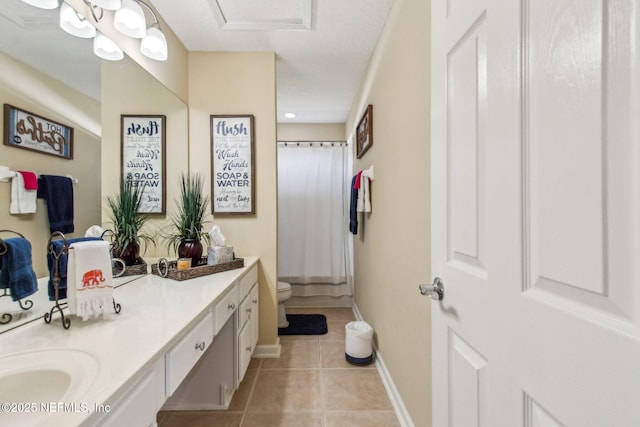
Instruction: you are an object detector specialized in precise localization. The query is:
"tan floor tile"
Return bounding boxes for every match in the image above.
[320,340,365,369]
[262,340,319,369]
[248,369,322,412]
[322,369,393,411]
[321,320,348,341]
[158,309,398,426]
[158,410,243,427]
[324,411,401,427]
[228,368,258,411]
[248,357,262,369]
[242,412,324,427]
[278,333,319,341]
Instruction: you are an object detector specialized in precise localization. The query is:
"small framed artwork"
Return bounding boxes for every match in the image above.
[3,104,74,159]
[121,115,166,214]
[356,104,373,159]
[211,115,255,214]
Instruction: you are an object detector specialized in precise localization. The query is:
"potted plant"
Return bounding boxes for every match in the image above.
[105,179,156,266]
[166,172,211,263]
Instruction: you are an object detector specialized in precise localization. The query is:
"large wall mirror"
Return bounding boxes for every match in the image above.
[0,1,188,333]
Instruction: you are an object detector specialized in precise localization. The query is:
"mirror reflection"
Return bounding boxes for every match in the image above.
[0,1,188,334]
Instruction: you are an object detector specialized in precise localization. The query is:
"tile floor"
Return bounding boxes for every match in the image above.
[157,307,400,427]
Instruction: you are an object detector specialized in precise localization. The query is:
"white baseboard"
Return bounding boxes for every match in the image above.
[352,303,414,427]
[253,339,281,358]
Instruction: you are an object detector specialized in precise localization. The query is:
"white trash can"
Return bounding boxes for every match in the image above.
[345,321,374,365]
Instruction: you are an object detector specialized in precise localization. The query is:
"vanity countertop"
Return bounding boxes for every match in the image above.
[0,256,259,427]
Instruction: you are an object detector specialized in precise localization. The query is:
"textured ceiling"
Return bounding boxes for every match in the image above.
[0,0,395,124]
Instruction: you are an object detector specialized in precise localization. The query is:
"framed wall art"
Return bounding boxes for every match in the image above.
[211,115,255,214]
[356,104,373,159]
[121,114,166,214]
[3,104,74,159]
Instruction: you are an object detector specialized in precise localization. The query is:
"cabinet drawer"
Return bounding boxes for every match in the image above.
[239,265,258,299]
[165,311,214,396]
[213,286,238,335]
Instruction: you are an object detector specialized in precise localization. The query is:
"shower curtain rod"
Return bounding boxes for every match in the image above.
[277,141,347,147]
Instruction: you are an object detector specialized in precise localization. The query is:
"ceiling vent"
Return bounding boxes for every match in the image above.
[207,0,312,31]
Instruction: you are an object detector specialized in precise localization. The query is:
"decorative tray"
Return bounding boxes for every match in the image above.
[151,257,244,281]
[113,261,148,278]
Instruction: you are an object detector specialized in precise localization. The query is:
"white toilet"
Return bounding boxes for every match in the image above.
[277,281,292,328]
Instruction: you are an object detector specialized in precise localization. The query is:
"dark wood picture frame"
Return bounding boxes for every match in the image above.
[3,104,74,159]
[120,114,167,214]
[211,114,256,215]
[356,104,373,159]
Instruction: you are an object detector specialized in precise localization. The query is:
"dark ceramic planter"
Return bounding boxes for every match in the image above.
[115,241,141,266]
[178,239,203,264]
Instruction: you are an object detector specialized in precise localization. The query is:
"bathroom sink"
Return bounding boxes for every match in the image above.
[0,349,98,426]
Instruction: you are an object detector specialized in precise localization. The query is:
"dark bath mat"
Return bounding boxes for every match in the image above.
[278,314,328,335]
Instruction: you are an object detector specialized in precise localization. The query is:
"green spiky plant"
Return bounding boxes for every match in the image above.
[166,173,211,259]
[106,179,156,265]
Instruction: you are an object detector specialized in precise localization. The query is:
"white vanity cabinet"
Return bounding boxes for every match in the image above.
[161,264,259,410]
[97,357,165,427]
[237,282,259,383]
[0,258,261,427]
[165,310,215,396]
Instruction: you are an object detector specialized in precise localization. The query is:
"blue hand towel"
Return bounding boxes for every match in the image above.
[349,175,359,235]
[37,175,75,234]
[47,237,102,301]
[0,237,38,301]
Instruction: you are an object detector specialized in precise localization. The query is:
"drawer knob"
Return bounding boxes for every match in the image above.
[246,308,252,313]
[246,346,252,352]
[228,303,236,310]
[195,341,206,351]
[252,299,258,304]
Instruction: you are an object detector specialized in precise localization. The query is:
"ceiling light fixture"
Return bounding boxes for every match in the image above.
[25,0,168,61]
[60,3,97,39]
[113,0,146,38]
[91,0,121,10]
[20,0,59,9]
[93,31,124,61]
[140,23,167,61]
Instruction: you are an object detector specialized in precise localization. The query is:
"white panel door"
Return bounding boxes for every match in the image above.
[430,0,640,426]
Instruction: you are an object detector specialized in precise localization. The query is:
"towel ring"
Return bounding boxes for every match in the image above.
[156,258,170,278]
[0,230,26,256]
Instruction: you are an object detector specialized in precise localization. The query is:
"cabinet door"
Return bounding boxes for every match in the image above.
[238,321,251,383]
[99,358,164,427]
[249,284,259,351]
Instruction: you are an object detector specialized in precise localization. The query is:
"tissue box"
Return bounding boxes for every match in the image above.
[207,246,234,265]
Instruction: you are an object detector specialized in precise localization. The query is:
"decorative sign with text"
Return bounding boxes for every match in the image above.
[211,115,255,214]
[121,115,166,214]
[3,104,74,159]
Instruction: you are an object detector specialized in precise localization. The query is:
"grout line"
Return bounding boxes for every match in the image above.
[238,365,261,426]
[318,337,327,427]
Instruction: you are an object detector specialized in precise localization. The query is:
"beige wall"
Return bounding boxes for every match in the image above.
[188,52,278,348]
[100,56,189,259]
[101,49,278,349]
[277,123,345,141]
[0,53,101,278]
[346,0,432,425]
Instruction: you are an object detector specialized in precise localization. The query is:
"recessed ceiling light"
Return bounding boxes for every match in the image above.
[284,112,296,119]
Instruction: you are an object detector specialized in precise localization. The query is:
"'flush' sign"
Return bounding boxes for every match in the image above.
[211,115,255,214]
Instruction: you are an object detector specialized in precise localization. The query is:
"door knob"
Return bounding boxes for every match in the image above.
[419,277,444,301]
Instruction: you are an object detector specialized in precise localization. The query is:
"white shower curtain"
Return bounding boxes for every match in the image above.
[277,141,353,297]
